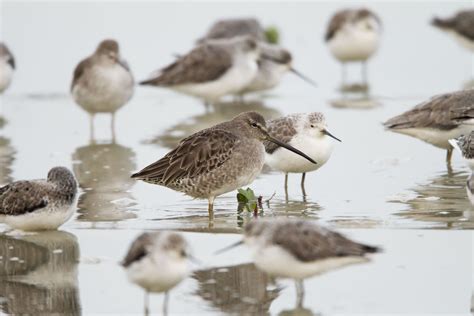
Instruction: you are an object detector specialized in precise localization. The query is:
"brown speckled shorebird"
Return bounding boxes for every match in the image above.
[432,10,474,52]
[71,39,134,141]
[384,90,474,167]
[0,167,78,231]
[217,218,380,307]
[132,111,316,219]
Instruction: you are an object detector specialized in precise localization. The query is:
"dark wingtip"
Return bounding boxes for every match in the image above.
[131,172,140,179]
[138,79,154,86]
[364,244,382,254]
[431,17,450,29]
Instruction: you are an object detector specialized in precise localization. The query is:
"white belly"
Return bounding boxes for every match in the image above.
[175,56,257,101]
[328,29,379,62]
[0,62,14,93]
[72,64,134,113]
[253,244,368,280]
[393,123,474,149]
[242,61,288,93]
[4,198,77,231]
[127,255,189,293]
[266,135,334,173]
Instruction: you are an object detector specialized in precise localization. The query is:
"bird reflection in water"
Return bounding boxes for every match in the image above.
[146,100,281,149]
[72,140,137,225]
[390,170,474,229]
[0,231,81,315]
[193,263,280,315]
[0,136,15,185]
[330,85,381,109]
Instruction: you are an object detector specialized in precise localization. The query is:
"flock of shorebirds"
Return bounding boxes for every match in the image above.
[1,6,474,313]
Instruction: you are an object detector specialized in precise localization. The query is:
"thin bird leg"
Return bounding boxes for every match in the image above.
[163,291,169,316]
[341,62,347,88]
[284,173,289,201]
[111,112,116,143]
[208,196,215,221]
[361,60,368,86]
[446,147,453,165]
[301,173,307,197]
[89,113,95,144]
[295,279,305,308]
[144,291,150,316]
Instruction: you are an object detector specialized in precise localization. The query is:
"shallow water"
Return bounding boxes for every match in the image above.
[1,1,474,315]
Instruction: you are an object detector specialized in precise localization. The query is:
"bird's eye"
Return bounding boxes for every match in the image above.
[180,250,187,257]
[251,122,258,128]
[310,124,315,128]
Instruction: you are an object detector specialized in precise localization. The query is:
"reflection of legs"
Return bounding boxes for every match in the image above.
[284,173,289,201]
[208,196,215,221]
[300,173,307,197]
[163,292,169,316]
[295,279,305,308]
[144,291,149,316]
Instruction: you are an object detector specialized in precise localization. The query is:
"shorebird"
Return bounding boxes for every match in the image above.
[140,36,260,105]
[325,8,381,85]
[450,131,474,204]
[217,219,380,307]
[71,39,134,140]
[0,167,78,231]
[132,111,316,218]
[432,9,474,52]
[196,17,278,44]
[264,112,340,196]
[122,231,191,315]
[384,90,474,166]
[0,43,15,94]
[238,42,316,96]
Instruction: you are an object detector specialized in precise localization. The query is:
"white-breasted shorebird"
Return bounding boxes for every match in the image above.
[384,90,474,166]
[71,39,134,140]
[140,36,261,105]
[0,167,78,231]
[132,111,316,218]
[325,8,381,86]
[218,218,380,308]
[432,9,474,52]
[450,131,474,204]
[264,112,340,196]
[0,43,15,94]
[122,231,192,315]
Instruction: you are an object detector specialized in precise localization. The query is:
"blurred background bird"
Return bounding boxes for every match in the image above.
[432,9,474,52]
[0,43,15,95]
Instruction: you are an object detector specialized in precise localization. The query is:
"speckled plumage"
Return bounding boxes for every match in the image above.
[451,131,474,159]
[132,112,267,201]
[432,10,474,42]
[0,167,78,230]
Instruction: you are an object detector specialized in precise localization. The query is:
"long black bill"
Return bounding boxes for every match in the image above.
[290,68,317,87]
[266,135,317,164]
[322,129,342,142]
[214,240,244,255]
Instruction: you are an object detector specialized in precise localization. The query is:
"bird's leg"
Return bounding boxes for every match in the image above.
[144,291,150,316]
[361,60,368,86]
[446,147,453,165]
[301,173,307,197]
[284,173,289,202]
[208,196,215,221]
[89,113,95,144]
[163,291,169,316]
[111,112,116,143]
[295,279,305,308]
[341,62,347,88]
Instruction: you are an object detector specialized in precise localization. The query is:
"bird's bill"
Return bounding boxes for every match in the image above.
[322,129,342,142]
[214,240,244,255]
[290,68,317,87]
[265,134,317,164]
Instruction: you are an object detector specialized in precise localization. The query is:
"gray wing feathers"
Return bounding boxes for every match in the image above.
[0,181,49,216]
[264,117,297,154]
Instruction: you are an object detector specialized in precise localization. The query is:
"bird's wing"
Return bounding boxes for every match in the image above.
[122,232,155,267]
[272,221,380,262]
[71,56,94,92]
[325,10,351,41]
[140,43,232,86]
[132,128,238,185]
[455,11,474,40]
[384,90,474,130]
[264,116,297,154]
[0,181,49,216]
